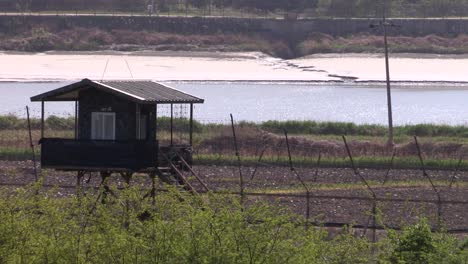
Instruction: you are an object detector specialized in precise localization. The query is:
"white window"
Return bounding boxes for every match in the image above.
[91,112,116,140]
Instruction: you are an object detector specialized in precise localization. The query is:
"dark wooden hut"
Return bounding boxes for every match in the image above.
[30,79,204,183]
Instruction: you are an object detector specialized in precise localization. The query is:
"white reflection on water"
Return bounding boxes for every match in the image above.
[1,81,468,125]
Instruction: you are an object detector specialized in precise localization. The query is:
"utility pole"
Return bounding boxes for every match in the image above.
[150,0,155,15]
[370,0,399,146]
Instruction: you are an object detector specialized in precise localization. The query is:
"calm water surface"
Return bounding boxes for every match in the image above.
[1,81,468,125]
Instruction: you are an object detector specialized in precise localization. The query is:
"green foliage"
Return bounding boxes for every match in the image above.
[260,120,468,138]
[261,120,387,136]
[0,186,465,263]
[157,116,204,133]
[4,114,468,140]
[387,219,468,264]
[45,115,75,130]
[26,27,54,52]
[0,115,19,130]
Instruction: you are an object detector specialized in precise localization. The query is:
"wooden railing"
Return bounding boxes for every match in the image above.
[40,138,157,171]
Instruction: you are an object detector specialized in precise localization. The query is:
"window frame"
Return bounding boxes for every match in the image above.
[91,112,116,140]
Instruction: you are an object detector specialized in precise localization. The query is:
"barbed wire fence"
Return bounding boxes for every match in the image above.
[191,115,468,237]
[0,111,467,237]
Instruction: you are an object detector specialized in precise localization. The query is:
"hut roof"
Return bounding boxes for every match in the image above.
[30,79,204,104]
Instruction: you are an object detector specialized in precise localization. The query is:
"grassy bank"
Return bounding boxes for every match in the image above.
[0,186,465,263]
[259,120,468,138]
[3,115,468,138]
[2,148,467,170]
[296,33,468,56]
[4,116,468,169]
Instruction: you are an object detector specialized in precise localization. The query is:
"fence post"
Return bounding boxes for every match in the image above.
[414,136,442,230]
[26,106,38,182]
[249,147,267,181]
[342,135,378,240]
[312,151,321,182]
[383,148,397,185]
[284,129,311,229]
[449,154,464,188]
[230,114,244,205]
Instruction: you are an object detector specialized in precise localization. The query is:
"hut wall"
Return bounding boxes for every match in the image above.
[139,104,156,142]
[78,88,136,141]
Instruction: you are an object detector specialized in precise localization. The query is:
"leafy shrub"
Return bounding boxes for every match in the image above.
[26,27,55,51]
[388,219,468,264]
[0,115,19,130]
[0,186,465,263]
[45,115,75,130]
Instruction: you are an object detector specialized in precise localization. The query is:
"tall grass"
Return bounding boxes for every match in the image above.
[3,115,468,138]
[260,120,468,138]
[0,115,74,130]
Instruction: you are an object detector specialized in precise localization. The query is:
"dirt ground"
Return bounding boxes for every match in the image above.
[0,161,467,234]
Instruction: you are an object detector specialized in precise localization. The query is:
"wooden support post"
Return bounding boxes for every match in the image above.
[74,100,78,139]
[41,100,45,139]
[150,172,156,203]
[170,104,174,146]
[100,171,111,204]
[189,103,193,146]
[155,104,158,142]
[120,172,133,187]
[76,171,85,201]
[136,104,141,139]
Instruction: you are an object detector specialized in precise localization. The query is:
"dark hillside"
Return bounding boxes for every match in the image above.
[2,0,468,18]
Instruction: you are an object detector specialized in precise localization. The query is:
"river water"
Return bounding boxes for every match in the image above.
[2,81,468,125]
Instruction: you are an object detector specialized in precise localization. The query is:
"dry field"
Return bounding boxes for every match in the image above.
[1,160,466,234]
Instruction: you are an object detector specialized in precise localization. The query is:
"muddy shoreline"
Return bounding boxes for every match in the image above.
[1,51,468,82]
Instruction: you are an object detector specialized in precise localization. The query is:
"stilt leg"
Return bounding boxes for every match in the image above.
[76,171,85,201]
[120,172,133,188]
[143,172,157,202]
[100,171,111,204]
[150,172,156,205]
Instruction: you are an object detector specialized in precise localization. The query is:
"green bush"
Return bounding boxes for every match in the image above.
[388,219,468,264]
[0,115,19,130]
[0,186,465,263]
[260,120,468,138]
[261,120,387,136]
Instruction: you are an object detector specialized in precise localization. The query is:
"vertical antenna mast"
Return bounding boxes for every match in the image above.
[100,58,110,81]
[125,59,134,79]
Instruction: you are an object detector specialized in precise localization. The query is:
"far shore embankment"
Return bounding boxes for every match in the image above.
[1,15,468,59]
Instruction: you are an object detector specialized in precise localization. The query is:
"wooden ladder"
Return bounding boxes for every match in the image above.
[158,150,209,194]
